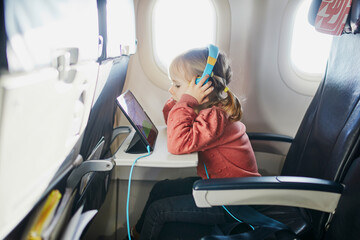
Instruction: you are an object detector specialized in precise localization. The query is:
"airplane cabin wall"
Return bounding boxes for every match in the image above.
[125,0,314,134]
[229,0,316,174]
[86,0,320,238]
[123,0,316,175]
[229,0,313,135]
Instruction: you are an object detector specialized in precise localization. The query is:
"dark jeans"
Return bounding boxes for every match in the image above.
[135,177,234,240]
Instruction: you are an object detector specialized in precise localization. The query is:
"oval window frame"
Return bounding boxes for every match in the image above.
[137,0,231,90]
[278,0,330,96]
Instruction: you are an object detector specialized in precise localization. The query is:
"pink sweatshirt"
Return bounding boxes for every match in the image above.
[163,94,260,179]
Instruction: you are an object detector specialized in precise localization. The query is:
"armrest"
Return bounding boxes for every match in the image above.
[111,126,131,142]
[193,176,343,213]
[247,132,293,143]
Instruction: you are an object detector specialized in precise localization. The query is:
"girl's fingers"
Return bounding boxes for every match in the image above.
[185,75,213,104]
[201,81,212,90]
[197,74,209,86]
[204,86,214,95]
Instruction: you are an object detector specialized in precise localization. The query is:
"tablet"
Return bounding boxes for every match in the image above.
[116,90,158,153]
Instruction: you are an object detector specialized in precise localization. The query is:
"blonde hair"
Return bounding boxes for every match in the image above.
[169,47,242,122]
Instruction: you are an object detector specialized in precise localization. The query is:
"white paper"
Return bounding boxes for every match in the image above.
[72,210,98,240]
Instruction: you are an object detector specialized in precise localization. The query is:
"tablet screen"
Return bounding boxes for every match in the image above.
[116,90,158,151]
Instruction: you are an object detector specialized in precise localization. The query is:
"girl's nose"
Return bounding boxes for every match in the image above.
[169,86,174,95]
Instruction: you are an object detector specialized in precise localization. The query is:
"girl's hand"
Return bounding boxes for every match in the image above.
[185,75,214,104]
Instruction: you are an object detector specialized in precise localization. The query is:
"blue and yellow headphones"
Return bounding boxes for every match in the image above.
[195,44,219,85]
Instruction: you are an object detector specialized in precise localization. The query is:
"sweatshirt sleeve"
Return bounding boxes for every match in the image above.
[167,94,228,154]
[162,98,177,124]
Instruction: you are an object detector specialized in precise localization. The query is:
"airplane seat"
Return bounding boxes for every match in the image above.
[323,155,360,240]
[77,56,130,212]
[158,0,360,239]
[80,56,130,161]
[75,0,135,214]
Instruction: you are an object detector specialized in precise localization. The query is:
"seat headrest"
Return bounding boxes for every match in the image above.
[351,0,360,33]
[308,0,360,35]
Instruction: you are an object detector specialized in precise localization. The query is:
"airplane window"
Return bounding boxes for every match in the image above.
[106,0,137,58]
[278,0,332,96]
[138,0,230,90]
[152,0,216,72]
[291,0,332,76]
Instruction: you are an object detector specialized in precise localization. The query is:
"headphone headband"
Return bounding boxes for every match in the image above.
[195,44,219,85]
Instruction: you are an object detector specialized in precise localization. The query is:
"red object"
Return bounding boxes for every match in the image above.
[163,95,260,179]
[315,0,352,35]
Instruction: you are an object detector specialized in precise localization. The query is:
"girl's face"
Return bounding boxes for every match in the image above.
[168,69,190,102]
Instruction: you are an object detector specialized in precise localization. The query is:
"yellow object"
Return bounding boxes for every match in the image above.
[224,87,229,92]
[27,190,62,240]
[207,56,217,66]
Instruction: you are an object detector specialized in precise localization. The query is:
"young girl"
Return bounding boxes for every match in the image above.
[129,46,260,240]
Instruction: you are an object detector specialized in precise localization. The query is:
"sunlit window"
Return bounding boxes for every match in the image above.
[153,0,216,72]
[107,0,136,57]
[291,0,332,77]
